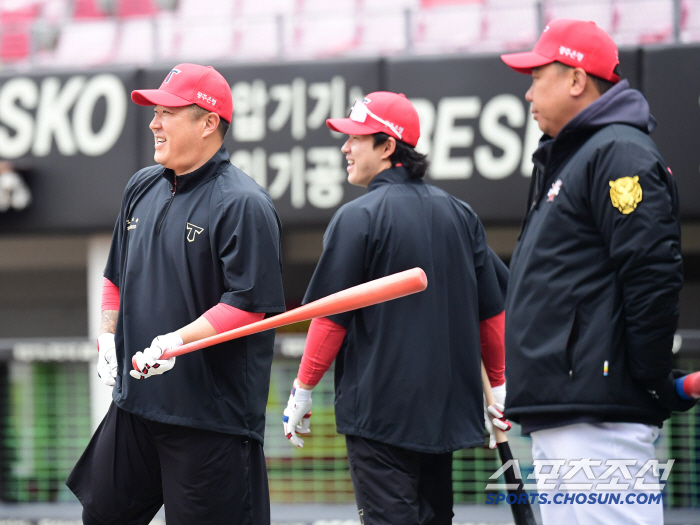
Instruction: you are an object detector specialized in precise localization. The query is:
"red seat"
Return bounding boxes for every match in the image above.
[72,0,107,19]
[116,0,158,18]
[680,0,700,42]
[545,0,615,34]
[0,29,31,61]
[0,2,37,63]
[613,0,674,45]
[0,3,39,25]
[421,0,483,6]
[413,2,483,54]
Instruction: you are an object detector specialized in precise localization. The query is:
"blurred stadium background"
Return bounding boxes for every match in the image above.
[0,0,699,523]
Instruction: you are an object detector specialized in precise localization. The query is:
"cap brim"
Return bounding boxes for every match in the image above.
[131,89,192,107]
[501,51,555,74]
[326,117,378,136]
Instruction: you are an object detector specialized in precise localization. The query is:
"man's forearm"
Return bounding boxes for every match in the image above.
[100,310,118,335]
[175,316,218,344]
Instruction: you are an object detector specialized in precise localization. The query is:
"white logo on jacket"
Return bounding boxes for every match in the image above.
[547,179,563,203]
[186,222,204,242]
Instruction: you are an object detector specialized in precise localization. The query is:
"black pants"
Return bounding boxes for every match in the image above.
[66,403,270,525]
[345,435,454,525]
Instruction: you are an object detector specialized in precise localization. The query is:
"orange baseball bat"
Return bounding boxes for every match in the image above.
[676,371,700,399]
[134,267,427,368]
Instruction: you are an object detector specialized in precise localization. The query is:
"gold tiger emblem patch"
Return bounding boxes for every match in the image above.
[609,176,642,214]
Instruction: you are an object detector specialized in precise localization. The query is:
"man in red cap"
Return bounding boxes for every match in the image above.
[501,19,696,524]
[282,91,510,524]
[66,64,285,525]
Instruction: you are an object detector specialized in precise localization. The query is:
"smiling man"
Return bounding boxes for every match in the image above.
[66,64,285,525]
[501,19,697,525]
[282,92,510,525]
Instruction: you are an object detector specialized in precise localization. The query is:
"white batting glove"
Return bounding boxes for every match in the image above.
[97,332,118,387]
[129,332,182,380]
[484,383,511,449]
[283,379,313,448]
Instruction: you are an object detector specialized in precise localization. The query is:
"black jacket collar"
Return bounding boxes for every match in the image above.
[161,144,230,193]
[367,166,422,192]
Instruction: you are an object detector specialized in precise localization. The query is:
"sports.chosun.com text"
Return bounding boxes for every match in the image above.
[486,492,662,505]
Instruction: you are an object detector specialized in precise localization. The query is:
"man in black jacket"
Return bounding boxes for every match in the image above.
[501,19,696,524]
[282,92,510,524]
[66,64,285,525]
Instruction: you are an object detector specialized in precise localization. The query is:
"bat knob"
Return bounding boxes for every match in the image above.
[676,372,700,400]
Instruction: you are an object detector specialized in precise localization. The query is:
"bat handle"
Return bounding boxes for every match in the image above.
[675,371,700,400]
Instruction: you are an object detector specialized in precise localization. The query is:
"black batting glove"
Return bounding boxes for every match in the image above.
[642,369,698,413]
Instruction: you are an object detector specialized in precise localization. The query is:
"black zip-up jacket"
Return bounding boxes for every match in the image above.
[105,145,285,442]
[303,167,506,453]
[505,80,683,429]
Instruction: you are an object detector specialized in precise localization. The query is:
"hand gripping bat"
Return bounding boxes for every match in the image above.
[133,267,428,370]
[482,362,538,525]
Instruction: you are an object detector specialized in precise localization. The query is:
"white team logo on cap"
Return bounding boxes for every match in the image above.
[197,91,217,107]
[559,46,584,62]
[165,69,180,83]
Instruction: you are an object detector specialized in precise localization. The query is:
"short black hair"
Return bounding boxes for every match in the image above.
[553,61,618,96]
[188,104,230,141]
[371,133,429,179]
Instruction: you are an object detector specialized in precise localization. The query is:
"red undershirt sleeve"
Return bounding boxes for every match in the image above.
[480,310,505,387]
[297,317,347,387]
[101,277,120,311]
[202,303,265,333]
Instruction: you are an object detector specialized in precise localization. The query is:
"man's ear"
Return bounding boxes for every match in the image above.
[202,113,220,138]
[570,67,588,97]
[381,136,397,160]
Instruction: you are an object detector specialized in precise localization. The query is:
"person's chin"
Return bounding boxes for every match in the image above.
[347,175,368,188]
[347,171,360,187]
[153,151,167,166]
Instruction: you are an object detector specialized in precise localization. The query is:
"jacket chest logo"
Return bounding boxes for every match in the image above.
[186,222,204,242]
[126,216,139,230]
[609,176,642,214]
[546,179,563,203]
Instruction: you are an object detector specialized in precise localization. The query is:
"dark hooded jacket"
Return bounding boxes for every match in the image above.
[505,80,683,430]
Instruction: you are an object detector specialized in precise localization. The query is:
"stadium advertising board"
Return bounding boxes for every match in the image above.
[5,48,700,233]
[642,45,700,219]
[0,68,142,233]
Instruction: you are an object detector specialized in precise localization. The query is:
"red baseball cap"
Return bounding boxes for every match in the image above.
[131,63,233,123]
[326,91,420,147]
[501,19,620,83]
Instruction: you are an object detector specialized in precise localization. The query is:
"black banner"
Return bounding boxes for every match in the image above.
[642,45,700,219]
[4,46,700,233]
[0,68,143,233]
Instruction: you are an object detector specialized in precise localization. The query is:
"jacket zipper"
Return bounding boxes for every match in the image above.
[516,165,543,242]
[565,310,578,381]
[157,177,177,234]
